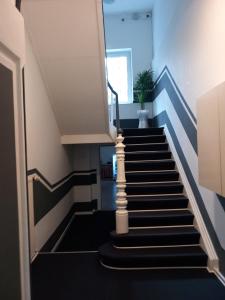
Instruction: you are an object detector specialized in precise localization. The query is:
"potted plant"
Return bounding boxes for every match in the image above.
[133,69,154,128]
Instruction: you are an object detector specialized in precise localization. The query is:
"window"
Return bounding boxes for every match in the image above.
[106,48,133,104]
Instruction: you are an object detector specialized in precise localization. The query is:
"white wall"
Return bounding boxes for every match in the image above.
[104,13,153,82]
[25,34,73,250]
[152,0,225,265]
[152,0,225,116]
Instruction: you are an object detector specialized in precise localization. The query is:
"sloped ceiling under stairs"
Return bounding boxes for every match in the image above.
[22,0,112,144]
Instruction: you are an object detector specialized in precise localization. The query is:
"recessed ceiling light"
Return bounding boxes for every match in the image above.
[103,0,115,4]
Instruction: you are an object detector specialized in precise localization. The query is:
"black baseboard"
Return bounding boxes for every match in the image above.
[27,168,97,224]
[40,204,76,252]
[73,199,98,212]
[40,199,98,252]
[114,119,153,128]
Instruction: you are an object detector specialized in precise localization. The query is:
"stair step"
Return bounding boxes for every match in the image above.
[99,243,208,269]
[123,128,164,136]
[111,227,200,247]
[125,151,172,161]
[125,159,175,171]
[126,170,179,183]
[99,127,208,271]
[129,210,194,227]
[126,182,184,195]
[124,135,166,144]
[127,195,189,210]
[125,143,169,152]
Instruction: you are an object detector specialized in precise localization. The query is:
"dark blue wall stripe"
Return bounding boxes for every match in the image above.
[28,169,97,223]
[154,69,198,153]
[216,195,225,211]
[165,67,197,123]
[27,168,96,189]
[153,67,225,275]
[153,111,225,275]
[153,67,225,212]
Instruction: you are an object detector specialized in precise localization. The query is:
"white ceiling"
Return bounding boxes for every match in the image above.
[103,0,154,15]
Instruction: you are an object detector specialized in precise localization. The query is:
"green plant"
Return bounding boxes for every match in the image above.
[133,69,154,109]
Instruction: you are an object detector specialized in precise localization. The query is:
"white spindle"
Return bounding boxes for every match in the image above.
[115,133,128,234]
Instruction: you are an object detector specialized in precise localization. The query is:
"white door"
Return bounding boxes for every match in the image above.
[0,1,30,300]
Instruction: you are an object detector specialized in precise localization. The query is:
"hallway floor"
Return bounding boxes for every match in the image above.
[55,211,115,252]
[32,252,225,300]
[32,212,225,299]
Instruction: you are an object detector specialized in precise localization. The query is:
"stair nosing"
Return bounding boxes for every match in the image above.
[101,243,205,255]
[127,193,185,197]
[128,208,190,212]
[125,150,170,154]
[126,142,168,146]
[129,208,191,215]
[100,261,207,271]
[126,170,177,174]
[126,159,174,163]
[124,134,166,138]
[126,181,182,185]
[129,224,195,229]
[114,244,201,250]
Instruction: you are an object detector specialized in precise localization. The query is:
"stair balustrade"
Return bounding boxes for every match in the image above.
[115,133,128,234]
[108,82,128,234]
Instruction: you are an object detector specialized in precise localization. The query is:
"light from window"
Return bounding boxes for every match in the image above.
[106,49,133,104]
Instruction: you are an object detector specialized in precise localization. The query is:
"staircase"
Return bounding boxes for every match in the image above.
[99,127,208,269]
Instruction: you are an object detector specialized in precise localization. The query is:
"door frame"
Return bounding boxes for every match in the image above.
[0,1,31,299]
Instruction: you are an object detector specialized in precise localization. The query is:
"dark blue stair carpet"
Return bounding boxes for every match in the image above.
[125,143,169,152]
[126,170,179,182]
[111,227,200,247]
[129,210,194,227]
[125,160,175,172]
[124,135,166,144]
[125,150,172,161]
[123,127,164,136]
[99,243,207,268]
[127,195,189,210]
[126,182,183,195]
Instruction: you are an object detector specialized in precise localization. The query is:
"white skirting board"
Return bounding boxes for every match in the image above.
[164,126,219,272]
[214,270,225,287]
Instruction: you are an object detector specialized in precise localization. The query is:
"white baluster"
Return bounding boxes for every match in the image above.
[115,133,128,234]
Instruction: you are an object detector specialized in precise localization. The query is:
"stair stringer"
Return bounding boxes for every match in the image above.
[163,125,219,272]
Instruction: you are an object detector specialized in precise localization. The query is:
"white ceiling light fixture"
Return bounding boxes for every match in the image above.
[132,12,140,20]
[103,0,154,16]
[103,0,115,4]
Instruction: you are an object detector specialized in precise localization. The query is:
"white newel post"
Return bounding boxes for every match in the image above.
[115,133,128,234]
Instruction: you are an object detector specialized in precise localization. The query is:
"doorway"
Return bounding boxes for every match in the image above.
[100,145,116,210]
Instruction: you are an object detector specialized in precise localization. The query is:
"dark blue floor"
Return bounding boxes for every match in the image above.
[55,211,115,252]
[34,212,225,299]
[32,253,225,300]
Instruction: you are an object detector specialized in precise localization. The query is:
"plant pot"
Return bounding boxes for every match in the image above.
[137,109,149,128]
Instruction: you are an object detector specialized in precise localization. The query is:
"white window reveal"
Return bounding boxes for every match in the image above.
[106,48,133,104]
